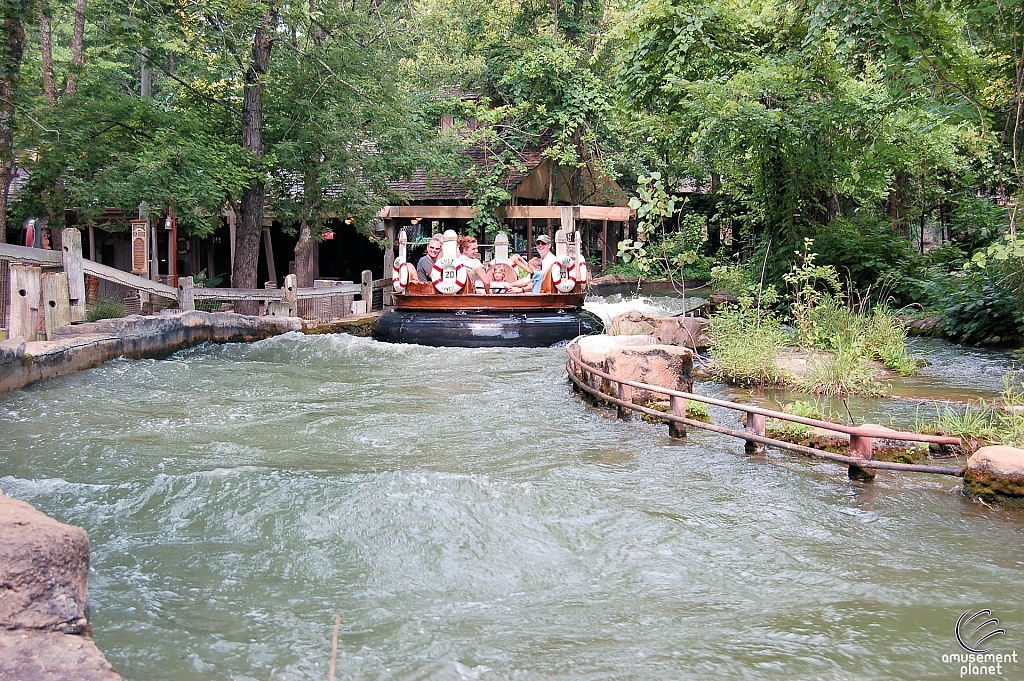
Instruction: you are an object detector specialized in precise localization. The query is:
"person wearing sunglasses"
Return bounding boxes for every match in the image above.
[415,235,443,282]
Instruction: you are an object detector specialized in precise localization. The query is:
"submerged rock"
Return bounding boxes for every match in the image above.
[964,446,1024,503]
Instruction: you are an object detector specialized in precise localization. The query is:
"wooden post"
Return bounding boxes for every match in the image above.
[745,412,766,454]
[848,434,876,481]
[149,221,158,280]
[617,382,633,421]
[61,228,86,323]
[559,206,575,237]
[227,209,237,273]
[9,265,42,341]
[262,228,277,287]
[361,269,373,311]
[88,224,96,261]
[669,395,687,439]
[41,272,71,340]
[178,276,195,311]
[283,273,298,316]
[601,219,608,268]
[527,218,533,254]
[383,221,395,307]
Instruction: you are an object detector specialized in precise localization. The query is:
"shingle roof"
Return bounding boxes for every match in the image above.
[389,144,546,203]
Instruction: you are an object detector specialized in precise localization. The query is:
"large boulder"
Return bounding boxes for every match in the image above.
[653,316,709,349]
[0,630,121,681]
[608,310,660,336]
[604,345,694,403]
[0,493,122,680]
[964,446,1024,502]
[0,495,90,633]
[575,335,657,391]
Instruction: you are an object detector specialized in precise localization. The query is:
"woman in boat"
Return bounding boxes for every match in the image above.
[457,236,492,294]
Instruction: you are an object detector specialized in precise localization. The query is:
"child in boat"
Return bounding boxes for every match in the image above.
[509,255,545,293]
[488,263,534,293]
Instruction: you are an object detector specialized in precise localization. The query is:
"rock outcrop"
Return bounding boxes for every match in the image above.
[1,311,302,394]
[607,310,708,350]
[964,446,1024,503]
[0,492,121,680]
[573,335,693,402]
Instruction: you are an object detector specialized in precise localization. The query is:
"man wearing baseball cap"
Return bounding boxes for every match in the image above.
[535,234,558,272]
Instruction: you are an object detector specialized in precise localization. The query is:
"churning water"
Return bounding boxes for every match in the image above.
[2,326,1024,680]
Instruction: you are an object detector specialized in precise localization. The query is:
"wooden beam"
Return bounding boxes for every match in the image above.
[374,205,634,221]
[578,206,633,221]
[379,206,478,219]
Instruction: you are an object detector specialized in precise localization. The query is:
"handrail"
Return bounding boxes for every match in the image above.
[565,339,965,477]
[82,260,179,298]
[565,341,959,446]
[0,242,63,265]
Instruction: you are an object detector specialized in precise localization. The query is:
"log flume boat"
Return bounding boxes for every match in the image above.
[372,229,604,348]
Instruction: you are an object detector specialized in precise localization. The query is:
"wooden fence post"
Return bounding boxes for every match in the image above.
[41,272,71,340]
[361,270,373,311]
[62,228,86,323]
[283,273,298,316]
[745,412,766,454]
[617,382,632,421]
[9,265,42,341]
[178,276,195,311]
[669,395,687,439]
[848,434,876,481]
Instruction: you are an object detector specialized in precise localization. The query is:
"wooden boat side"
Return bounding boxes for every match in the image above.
[393,292,586,311]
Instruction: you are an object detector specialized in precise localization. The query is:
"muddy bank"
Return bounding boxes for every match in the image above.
[0,311,303,395]
[0,492,121,680]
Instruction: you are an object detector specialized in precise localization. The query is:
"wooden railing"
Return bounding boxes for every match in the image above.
[2,236,387,337]
[565,339,966,478]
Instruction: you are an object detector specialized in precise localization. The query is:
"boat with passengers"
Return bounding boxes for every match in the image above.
[372,228,603,347]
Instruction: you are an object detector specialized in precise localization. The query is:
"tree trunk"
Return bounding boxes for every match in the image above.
[63,0,87,96]
[233,9,275,301]
[38,6,57,106]
[0,1,30,244]
[294,217,312,288]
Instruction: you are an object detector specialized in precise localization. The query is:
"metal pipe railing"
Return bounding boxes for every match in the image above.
[565,339,965,477]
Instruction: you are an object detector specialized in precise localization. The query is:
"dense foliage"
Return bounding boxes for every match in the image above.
[0,0,1021,338]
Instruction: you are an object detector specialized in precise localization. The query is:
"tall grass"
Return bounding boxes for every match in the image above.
[914,377,1024,449]
[797,332,884,396]
[707,304,787,386]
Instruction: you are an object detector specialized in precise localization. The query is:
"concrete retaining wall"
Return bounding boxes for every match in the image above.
[0,311,303,394]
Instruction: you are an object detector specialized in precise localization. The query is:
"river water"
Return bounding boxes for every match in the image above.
[2,308,1024,680]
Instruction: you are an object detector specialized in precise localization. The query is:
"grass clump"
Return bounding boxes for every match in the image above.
[914,374,1024,450]
[707,303,788,387]
[87,297,126,322]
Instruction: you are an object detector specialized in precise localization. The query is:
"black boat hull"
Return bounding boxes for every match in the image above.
[372,309,604,348]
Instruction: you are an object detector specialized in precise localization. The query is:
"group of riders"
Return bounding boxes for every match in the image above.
[394,230,586,295]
